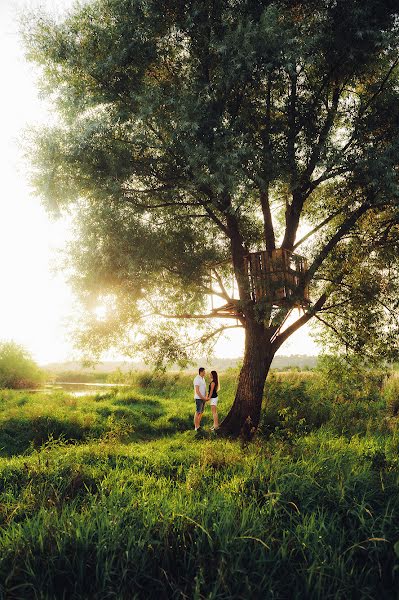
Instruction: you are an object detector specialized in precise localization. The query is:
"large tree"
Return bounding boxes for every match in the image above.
[24,0,399,436]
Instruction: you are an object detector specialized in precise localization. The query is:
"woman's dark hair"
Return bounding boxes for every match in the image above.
[211,370,219,391]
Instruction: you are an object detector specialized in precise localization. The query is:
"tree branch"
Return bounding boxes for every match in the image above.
[211,269,232,302]
[302,84,341,186]
[225,208,253,307]
[122,198,207,209]
[125,184,231,237]
[202,203,230,236]
[306,166,350,196]
[338,57,399,157]
[123,184,176,195]
[198,282,229,301]
[258,74,276,251]
[260,188,276,251]
[292,201,352,250]
[304,203,370,284]
[151,214,210,227]
[313,313,362,353]
[287,70,298,192]
[186,324,242,347]
[318,299,351,312]
[154,310,241,320]
[282,84,341,250]
[271,293,327,352]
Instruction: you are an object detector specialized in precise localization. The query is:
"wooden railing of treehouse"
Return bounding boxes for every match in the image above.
[209,249,309,318]
[244,249,309,307]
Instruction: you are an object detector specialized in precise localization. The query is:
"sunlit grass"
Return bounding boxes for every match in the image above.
[0,370,398,598]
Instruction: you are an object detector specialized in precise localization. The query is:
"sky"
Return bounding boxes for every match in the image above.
[0,0,320,365]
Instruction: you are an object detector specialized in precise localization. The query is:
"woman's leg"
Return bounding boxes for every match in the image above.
[211,405,219,429]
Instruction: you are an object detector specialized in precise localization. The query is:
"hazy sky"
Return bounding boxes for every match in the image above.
[0,0,319,364]
[0,0,77,364]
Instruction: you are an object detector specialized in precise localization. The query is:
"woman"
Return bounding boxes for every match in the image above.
[207,370,220,430]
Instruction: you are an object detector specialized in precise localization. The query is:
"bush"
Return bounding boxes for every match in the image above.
[261,372,331,438]
[313,354,384,404]
[261,357,389,438]
[0,341,44,389]
[383,374,399,417]
[54,371,109,383]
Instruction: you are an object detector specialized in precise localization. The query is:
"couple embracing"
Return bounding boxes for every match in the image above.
[193,367,220,432]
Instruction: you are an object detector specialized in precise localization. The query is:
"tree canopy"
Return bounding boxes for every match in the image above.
[24,0,399,375]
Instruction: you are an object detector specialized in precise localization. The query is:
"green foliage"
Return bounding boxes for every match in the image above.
[262,371,329,438]
[22,0,399,363]
[0,341,44,389]
[0,369,399,598]
[311,213,399,361]
[383,374,399,417]
[313,354,385,404]
[261,357,389,438]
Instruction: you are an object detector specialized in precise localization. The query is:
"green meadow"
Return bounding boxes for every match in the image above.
[1,368,399,599]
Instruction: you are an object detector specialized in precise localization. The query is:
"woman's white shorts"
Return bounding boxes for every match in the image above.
[210,396,218,406]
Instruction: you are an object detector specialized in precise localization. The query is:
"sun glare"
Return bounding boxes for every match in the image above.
[0,0,319,366]
[94,305,108,321]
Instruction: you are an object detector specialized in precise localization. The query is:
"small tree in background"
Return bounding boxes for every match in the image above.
[0,342,44,389]
[24,0,399,436]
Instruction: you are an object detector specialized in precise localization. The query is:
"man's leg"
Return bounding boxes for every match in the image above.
[198,409,204,426]
[194,399,203,429]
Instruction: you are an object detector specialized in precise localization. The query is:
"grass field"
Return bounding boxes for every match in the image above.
[1,368,399,599]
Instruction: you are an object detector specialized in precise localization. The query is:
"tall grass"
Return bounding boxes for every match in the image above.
[0,367,399,598]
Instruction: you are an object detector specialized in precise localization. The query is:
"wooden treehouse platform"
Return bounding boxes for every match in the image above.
[244,249,309,307]
[211,301,240,317]
[210,249,309,317]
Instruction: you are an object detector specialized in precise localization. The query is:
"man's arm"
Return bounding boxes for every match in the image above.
[195,385,207,401]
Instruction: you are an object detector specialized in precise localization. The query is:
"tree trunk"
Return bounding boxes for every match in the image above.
[219,324,274,439]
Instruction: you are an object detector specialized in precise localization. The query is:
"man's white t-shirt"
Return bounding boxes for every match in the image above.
[194,375,206,399]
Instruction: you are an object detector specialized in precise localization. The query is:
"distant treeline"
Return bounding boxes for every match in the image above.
[49,359,399,385]
[45,355,319,379]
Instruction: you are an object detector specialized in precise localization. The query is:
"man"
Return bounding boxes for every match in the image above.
[193,367,207,431]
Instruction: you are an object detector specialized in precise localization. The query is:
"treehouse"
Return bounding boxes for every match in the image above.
[209,249,309,318]
[244,249,309,307]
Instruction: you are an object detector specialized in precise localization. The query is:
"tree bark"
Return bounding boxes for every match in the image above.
[219,294,327,438]
[260,188,276,251]
[219,323,274,439]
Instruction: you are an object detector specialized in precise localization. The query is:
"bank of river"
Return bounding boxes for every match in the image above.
[27,382,130,397]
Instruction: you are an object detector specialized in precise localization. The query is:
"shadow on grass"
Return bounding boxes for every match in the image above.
[0,398,195,455]
[107,399,167,435]
[0,416,99,457]
[111,397,186,440]
[167,415,193,431]
[114,396,161,408]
